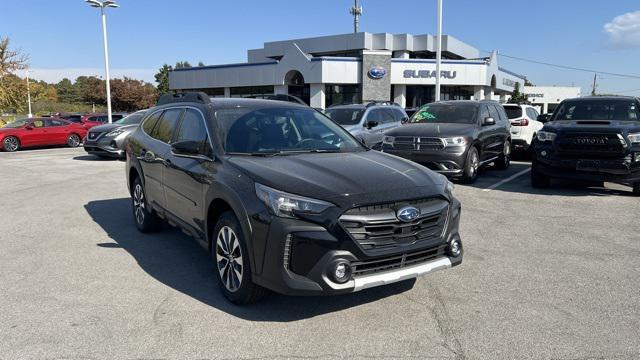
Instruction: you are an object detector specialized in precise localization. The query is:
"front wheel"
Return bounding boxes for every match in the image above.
[3,136,20,152]
[67,134,81,148]
[213,211,268,304]
[460,147,479,184]
[495,140,511,170]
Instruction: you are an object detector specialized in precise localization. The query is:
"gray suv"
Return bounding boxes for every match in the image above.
[324,102,409,147]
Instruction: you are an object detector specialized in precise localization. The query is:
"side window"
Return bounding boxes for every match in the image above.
[478,105,490,124]
[366,109,383,123]
[142,111,163,134]
[381,109,397,123]
[150,108,183,143]
[32,119,45,128]
[174,109,210,155]
[46,119,66,127]
[394,108,408,122]
[487,105,500,123]
[494,105,508,123]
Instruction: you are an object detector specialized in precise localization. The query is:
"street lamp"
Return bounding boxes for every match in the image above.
[26,69,33,118]
[434,0,443,102]
[85,0,119,123]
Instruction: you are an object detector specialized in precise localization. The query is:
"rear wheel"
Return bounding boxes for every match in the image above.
[633,183,640,196]
[131,177,162,233]
[213,211,268,304]
[461,147,479,184]
[3,136,20,152]
[531,162,550,188]
[495,140,511,170]
[67,134,81,148]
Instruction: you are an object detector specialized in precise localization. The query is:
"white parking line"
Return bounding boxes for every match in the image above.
[483,168,531,192]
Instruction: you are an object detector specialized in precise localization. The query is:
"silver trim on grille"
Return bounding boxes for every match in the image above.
[392,137,445,151]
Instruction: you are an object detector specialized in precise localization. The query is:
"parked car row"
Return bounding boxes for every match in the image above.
[0,117,87,152]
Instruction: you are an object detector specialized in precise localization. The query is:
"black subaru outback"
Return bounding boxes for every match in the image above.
[125,92,462,304]
[531,96,640,195]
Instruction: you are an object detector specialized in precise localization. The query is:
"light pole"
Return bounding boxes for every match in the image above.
[434,0,443,102]
[85,0,118,123]
[26,69,33,118]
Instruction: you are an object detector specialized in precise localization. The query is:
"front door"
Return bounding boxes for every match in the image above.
[20,119,47,147]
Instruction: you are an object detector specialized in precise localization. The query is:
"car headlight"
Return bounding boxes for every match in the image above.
[628,132,640,144]
[255,183,334,218]
[106,128,126,137]
[382,135,395,145]
[537,131,557,142]
[443,137,467,147]
[446,180,455,194]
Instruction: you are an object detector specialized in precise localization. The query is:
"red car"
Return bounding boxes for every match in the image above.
[0,118,88,152]
[81,113,125,129]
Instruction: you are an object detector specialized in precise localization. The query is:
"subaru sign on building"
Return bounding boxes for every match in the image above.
[169,32,527,109]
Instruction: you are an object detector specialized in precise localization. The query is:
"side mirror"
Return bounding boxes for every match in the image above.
[401,117,409,124]
[171,141,202,156]
[366,120,379,129]
[483,117,495,126]
[537,114,550,123]
[25,125,33,130]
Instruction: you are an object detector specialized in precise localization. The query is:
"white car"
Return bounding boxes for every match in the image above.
[502,104,544,152]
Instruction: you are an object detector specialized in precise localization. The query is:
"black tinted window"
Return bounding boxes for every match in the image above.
[151,108,183,143]
[115,111,146,125]
[46,119,67,127]
[324,108,364,126]
[554,99,640,121]
[142,111,162,135]
[175,109,209,152]
[503,106,522,119]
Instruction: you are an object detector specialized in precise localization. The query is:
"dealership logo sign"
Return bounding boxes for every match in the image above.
[368,66,387,79]
[403,70,457,79]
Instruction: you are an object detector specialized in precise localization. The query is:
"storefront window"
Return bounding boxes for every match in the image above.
[325,84,362,107]
[406,86,473,108]
[183,88,224,97]
[230,86,274,98]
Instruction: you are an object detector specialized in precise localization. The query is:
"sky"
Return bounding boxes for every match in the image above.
[2,0,640,96]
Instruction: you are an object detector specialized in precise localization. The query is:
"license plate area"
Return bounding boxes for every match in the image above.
[576,160,600,171]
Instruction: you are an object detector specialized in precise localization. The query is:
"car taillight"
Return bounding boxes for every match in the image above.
[511,118,529,126]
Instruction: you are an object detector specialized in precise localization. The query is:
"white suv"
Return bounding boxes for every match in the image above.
[502,104,544,152]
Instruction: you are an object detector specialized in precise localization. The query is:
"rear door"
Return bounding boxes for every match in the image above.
[484,105,504,159]
[44,119,69,144]
[503,104,523,137]
[162,108,213,235]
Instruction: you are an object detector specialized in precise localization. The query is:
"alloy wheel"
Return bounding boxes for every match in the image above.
[215,226,243,292]
[4,137,18,152]
[133,184,145,225]
[68,134,80,147]
[470,151,479,176]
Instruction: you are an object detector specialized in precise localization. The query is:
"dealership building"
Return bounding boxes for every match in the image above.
[169,32,533,109]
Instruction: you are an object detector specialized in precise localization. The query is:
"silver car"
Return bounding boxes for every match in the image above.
[324,102,408,147]
[83,110,147,159]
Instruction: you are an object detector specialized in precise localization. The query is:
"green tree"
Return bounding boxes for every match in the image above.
[75,76,106,106]
[508,82,528,104]
[0,74,27,113]
[110,77,158,112]
[174,61,192,69]
[154,64,172,95]
[55,78,79,103]
[198,61,205,67]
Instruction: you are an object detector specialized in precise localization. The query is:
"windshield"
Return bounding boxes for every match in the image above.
[324,108,365,126]
[553,99,640,121]
[4,119,29,128]
[503,106,523,119]
[217,106,364,154]
[115,111,146,125]
[410,103,478,124]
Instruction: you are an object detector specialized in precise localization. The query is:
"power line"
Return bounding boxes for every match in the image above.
[483,50,640,79]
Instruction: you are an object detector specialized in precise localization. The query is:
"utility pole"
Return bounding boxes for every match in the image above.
[591,73,597,96]
[435,0,443,102]
[349,0,363,33]
[26,69,33,118]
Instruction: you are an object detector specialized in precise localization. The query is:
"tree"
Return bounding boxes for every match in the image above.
[154,64,172,95]
[0,74,27,113]
[110,77,158,112]
[75,76,106,106]
[55,78,79,103]
[174,61,192,69]
[524,79,534,86]
[0,37,29,77]
[508,82,528,104]
[198,61,205,67]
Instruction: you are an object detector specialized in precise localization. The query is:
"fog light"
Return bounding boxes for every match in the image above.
[541,150,548,157]
[333,262,351,283]
[448,238,462,257]
[634,152,640,162]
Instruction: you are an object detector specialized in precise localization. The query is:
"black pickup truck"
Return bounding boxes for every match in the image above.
[531,96,640,195]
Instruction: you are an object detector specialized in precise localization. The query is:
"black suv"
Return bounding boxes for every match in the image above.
[381,100,512,183]
[531,96,640,195]
[125,92,463,304]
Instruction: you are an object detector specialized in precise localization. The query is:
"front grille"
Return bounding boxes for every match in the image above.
[556,133,626,155]
[87,132,103,141]
[339,198,449,251]
[351,245,446,277]
[393,137,445,151]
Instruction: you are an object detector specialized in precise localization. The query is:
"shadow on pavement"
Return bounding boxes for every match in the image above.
[84,198,416,322]
[73,155,118,161]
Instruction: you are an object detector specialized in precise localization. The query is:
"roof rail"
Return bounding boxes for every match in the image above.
[157,92,211,106]
[365,101,400,108]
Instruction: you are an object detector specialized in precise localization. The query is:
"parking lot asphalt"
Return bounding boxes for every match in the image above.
[1,148,639,360]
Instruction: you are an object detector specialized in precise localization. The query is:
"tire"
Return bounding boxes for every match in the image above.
[67,133,81,148]
[633,183,640,197]
[3,136,20,152]
[531,162,550,188]
[131,177,162,233]
[460,146,480,184]
[495,140,511,170]
[212,211,268,304]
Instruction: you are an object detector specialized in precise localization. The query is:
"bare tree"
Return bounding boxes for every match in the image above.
[0,37,29,77]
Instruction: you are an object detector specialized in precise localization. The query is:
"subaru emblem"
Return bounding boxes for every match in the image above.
[397,206,420,222]
[368,66,387,79]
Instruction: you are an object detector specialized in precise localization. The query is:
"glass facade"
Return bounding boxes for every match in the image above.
[230,86,274,98]
[183,88,224,97]
[405,85,474,108]
[325,84,362,107]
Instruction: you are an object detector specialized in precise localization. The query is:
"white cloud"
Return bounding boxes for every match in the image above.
[604,11,640,48]
[25,68,156,84]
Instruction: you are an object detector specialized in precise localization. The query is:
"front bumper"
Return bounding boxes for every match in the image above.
[382,145,468,176]
[83,136,125,158]
[250,198,463,296]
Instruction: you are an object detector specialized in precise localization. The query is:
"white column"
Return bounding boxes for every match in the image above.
[394,85,407,108]
[485,86,494,100]
[543,103,548,114]
[499,93,506,103]
[274,85,287,95]
[473,86,484,101]
[224,87,231,98]
[310,84,325,109]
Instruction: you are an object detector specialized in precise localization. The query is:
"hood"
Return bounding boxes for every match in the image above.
[227,150,448,208]
[545,120,640,134]
[385,123,475,137]
[88,123,131,133]
[343,124,363,133]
